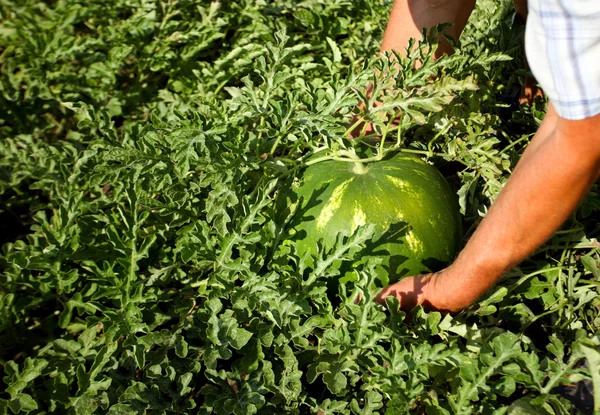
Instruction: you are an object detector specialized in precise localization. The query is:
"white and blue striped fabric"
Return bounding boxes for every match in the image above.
[526,0,600,120]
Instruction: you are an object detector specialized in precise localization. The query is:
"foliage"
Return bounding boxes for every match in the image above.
[1,0,599,413]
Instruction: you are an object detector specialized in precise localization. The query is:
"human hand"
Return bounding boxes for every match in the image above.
[374,267,477,313]
[374,273,442,311]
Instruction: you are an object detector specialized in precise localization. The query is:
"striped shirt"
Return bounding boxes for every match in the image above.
[526,0,600,120]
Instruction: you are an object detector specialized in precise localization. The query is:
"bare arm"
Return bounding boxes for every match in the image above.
[381,0,475,58]
[350,0,476,137]
[373,0,584,311]
[376,110,600,311]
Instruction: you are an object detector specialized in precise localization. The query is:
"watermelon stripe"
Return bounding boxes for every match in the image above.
[316,178,354,230]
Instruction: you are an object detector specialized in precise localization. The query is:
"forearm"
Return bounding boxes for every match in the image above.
[381,0,476,58]
[518,102,558,163]
[432,116,600,311]
[351,0,475,137]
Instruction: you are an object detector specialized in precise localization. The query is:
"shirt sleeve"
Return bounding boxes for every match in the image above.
[525,0,600,120]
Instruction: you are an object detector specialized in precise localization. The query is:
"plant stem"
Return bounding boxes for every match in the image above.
[303,148,446,168]
[352,161,368,174]
[344,117,366,138]
[428,122,452,156]
[499,133,533,155]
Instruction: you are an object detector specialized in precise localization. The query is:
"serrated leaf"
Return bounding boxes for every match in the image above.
[8,394,38,413]
[323,370,347,396]
[581,254,600,279]
[326,37,342,64]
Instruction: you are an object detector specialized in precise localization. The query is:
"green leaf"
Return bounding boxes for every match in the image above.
[175,335,189,358]
[581,254,600,279]
[577,339,600,413]
[8,394,38,413]
[326,37,342,64]
[494,376,516,397]
[459,363,478,383]
[323,370,347,396]
[6,358,48,398]
[229,328,253,350]
[2,1,598,413]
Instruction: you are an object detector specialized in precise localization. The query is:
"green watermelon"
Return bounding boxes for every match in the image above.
[282,153,462,284]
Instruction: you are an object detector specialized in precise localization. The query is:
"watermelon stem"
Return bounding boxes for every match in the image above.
[304,149,442,168]
[352,161,368,174]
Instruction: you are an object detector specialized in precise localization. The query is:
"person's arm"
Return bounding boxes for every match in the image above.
[375,109,600,311]
[381,0,475,58]
[349,0,476,138]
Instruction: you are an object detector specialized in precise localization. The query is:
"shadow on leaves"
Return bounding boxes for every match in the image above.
[284,182,330,244]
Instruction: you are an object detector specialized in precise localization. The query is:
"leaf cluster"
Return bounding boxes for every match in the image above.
[1,0,600,414]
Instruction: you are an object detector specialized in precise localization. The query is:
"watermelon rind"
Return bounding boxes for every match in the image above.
[281,153,462,286]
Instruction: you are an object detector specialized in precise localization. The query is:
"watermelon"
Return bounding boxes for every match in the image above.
[282,153,462,284]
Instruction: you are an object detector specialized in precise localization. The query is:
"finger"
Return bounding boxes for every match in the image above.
[356,289,380,304]
[373,287,395,305]
[354,291,363,304]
